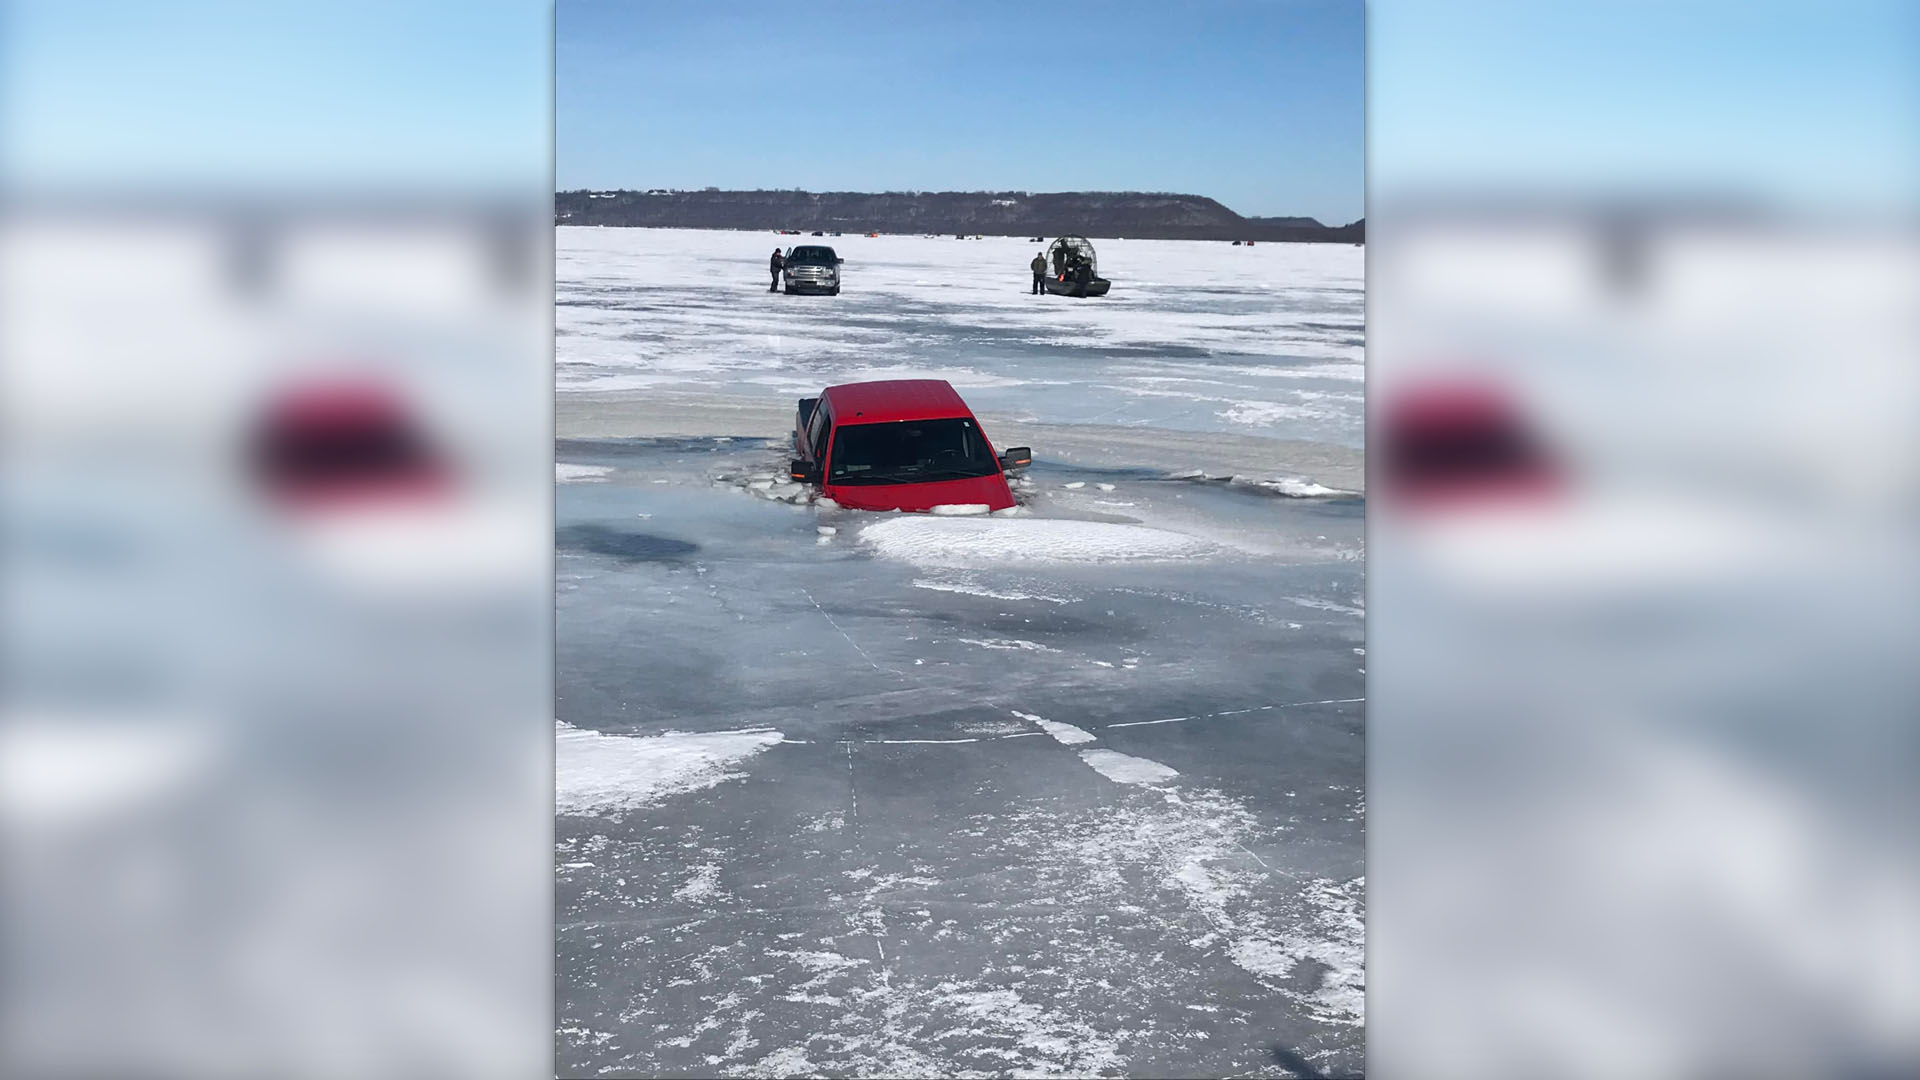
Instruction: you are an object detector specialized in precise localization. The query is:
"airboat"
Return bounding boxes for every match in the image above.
[1042,235,1111,298]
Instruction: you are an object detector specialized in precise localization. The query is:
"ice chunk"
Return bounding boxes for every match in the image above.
[555,722,783,814]
[557,463,612,483]
[1237,476,1354,498]
[929,503,991,516]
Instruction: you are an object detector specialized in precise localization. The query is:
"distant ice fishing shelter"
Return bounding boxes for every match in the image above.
[1043,235,1111,298]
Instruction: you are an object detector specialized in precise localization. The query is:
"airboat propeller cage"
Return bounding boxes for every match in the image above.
[1049,235,1098,276]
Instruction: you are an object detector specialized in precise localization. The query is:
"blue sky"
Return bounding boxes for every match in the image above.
[1368,0,1919,212]
[0,1,550,193]
[558,1,1366,223]
[4,2,1909,218]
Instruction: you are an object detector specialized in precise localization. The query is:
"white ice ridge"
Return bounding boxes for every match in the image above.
[555,721,783,814]
[862,516,1211,568]
[556,463,612,482]
[1247,477,1349,498]
[909,575,1076,603]
[1011,710,1097,745]
[1078,748,1179,786]
[1166,469,1356,498]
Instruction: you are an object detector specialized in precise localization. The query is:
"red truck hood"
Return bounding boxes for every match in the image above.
[824,473,1015,513]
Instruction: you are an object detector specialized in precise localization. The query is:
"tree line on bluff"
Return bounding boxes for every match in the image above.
[555,190,1363,243]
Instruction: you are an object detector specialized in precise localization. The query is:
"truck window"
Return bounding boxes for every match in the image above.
[809,406,831,460]
[827,418,998,486]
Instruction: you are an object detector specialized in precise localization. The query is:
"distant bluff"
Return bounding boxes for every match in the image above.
[555,189,1363,244]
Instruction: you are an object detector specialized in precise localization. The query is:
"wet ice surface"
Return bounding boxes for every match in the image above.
[557,227,1364,448]
[557,437,1364,1078]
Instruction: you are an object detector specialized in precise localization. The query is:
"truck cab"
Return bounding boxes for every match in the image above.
[791,379,1031,513]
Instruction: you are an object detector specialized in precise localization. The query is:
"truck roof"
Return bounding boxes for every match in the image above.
[820,379,974,424]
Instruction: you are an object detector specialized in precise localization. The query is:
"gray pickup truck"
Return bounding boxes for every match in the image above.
[782,245,843,295]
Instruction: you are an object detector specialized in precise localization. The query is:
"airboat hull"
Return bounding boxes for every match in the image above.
[1042,277,1111,298]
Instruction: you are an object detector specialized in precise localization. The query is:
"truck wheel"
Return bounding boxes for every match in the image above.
[783,285,793,295]
[829,286,840,296]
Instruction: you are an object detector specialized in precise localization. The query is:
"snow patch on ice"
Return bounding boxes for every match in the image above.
[556,463,612,483]
[1219,397,1352,428]
[673,863,721,903]
[1012,711,1097,745]
[929,503,991,516]
[863,517,1211,568]
[734,1046,821,1078]
[1288,596,1366,618]
[1009,779,1367,1035]
[1078,749,1179,785]
[555,721,783,814]
[1223,877,1367,1025]
[958,638,1056,652]
[958,718,1032,737]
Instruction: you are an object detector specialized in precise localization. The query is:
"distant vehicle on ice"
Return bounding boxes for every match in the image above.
[1043,235,1111,298]
[782,244,843,295]
[789,379,1031,513]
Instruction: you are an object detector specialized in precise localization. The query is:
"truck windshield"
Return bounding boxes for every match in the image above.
[787,247,836,265]
[828,418,999,485]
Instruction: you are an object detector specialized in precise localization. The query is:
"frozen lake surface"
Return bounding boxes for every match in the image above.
[558,227,1364,449]
[555,228,1365,1078]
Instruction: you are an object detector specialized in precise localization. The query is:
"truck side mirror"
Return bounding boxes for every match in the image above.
[836,257,845,264]
[998,447,1032,472]
[789,458,821,484]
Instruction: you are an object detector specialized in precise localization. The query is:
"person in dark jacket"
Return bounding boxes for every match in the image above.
[1051,245,1066,279]
[769,248,785,292]
[1030,252,1048,294]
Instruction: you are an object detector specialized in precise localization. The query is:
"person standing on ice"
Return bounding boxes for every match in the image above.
[768,247,785,292]
[1030,251,1048,294]
[1051,244,1066,279]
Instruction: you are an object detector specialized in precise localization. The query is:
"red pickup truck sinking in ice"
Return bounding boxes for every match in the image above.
[790,379,1031,513]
